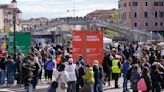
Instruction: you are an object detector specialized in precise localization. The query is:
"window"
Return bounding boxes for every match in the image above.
[144,12,148,18]
[119,4,121,8]
[154,2,164,6]
[155,11,158,18]
[124,12,126,20]
[161,22,163,26]
[129,12,131,19]
[159,2,164,6]
[134,12,137,18]
[155,22,158,26]
[129,2,131,6]
[124,3,127,7]
[145,2,148,6]
[134,23,137,26]
[133,2,138,6]
[159,12,164,18]
[146,22,148,26]
[154,2,158,6]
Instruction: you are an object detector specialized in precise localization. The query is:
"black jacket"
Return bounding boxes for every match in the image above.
[150,71,161,86]
[102,55,112,73]
[0,57,6,70]
[76,66,85,79]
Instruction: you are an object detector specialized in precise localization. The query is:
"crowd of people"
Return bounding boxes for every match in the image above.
[0,42,164,92]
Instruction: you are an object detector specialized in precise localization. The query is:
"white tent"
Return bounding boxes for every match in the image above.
[157,42,164,46]
[103,37,112,44]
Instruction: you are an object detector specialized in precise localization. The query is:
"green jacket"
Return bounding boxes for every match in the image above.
[84,67,95,84]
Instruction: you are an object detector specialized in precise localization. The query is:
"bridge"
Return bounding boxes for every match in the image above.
[22,17,163,42]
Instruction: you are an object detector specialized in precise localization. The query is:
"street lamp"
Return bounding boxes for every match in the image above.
[7,0,21,61]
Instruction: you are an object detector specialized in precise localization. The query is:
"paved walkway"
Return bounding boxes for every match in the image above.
[0,78,164,92]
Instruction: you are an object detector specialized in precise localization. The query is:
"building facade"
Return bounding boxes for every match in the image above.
[85,8,119,21]
[119,0,164,33]
[0,0,22,33]
[0,9,4,31]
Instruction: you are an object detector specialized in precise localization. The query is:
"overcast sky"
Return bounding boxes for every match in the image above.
[1,0,118,19]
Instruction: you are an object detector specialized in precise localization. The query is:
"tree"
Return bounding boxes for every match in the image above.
[112,10,120,22]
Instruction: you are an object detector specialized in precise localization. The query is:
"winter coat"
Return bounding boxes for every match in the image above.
[0,57,6,70]
[130,68,140,90]
[102,55,112,73]
[22,59,35,86]
[84,67,95,84]
[150,71,161,86]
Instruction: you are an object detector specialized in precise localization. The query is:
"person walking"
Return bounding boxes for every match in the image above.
[93,60,104,92]
[130,65,140,92]
[55,64,69,92]
[5,55,15,87]
[31,53,41,89]
[45,56,55,83]
[22,56,35,92]
[16,53,24,86]
[150,64,161,92]
[0,56,6,85]
[112,55,121,88]
[65,58,77,92]
[76,62,85,92]
[102,52,112,86]
[141,67,151,92]
[122,58,131,92]
[84,65,94,92]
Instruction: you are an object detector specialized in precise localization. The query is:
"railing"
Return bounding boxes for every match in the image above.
[21,17,163,42]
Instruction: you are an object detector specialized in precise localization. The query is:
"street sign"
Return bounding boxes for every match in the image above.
[7,32,31,56]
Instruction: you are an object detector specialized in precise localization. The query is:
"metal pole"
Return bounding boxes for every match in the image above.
[84,31,87,66]
[13,11,16,61]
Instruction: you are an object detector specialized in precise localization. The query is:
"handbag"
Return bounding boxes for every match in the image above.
[51,74,61,89]
[60,81,68,89]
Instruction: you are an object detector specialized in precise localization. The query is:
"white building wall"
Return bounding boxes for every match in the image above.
[0,9,4,31]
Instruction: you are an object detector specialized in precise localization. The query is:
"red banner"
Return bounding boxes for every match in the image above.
[72,30,103,65]
[72,31,85,63]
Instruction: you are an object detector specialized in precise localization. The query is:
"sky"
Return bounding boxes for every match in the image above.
[1,0,118,19]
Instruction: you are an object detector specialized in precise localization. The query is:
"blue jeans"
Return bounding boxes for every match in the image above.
[94,81,99,92]
[7,72,14,84]
[25,84,33,92]
[32,76,38,89]
[0,70,5,85]
[98,79,103,92]
[123,75,128,91]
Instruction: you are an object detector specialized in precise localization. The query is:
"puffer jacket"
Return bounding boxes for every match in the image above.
[84,67,95,84]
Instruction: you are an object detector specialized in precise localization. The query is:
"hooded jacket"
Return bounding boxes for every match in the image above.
[84,67,95,84]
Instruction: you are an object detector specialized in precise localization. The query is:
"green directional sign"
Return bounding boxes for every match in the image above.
[7,32,31,56]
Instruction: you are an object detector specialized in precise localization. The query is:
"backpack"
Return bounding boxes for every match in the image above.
[126,67,132,80]
[137,78,147,91]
